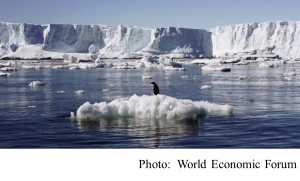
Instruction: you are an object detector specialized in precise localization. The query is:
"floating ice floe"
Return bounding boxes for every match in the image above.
[75,90,84,94]
[201,65,231,72]
[258,62,276,68]
[190,58,222,65]
[72,94,233,120]
[22,65,37,69]
[22,65,49,69]
[142,75,152,79]
[136,57,159,68]
[51,65,66,69]
[102,89,110,92]
[35,66,49,69]
[113,61,136,69]
[136,56,185,70]
[0,71,10,77]
[29,81,45,86]
[57,90,65,93]
[0,67,17,71]
[200,85,213,90]
[0,62,11,67]
[163,66,185,71]
[77,62,104,69]
[258,60,286,68]
[159,57,183,67]
[69,66,80,70]
[220,58,241,64]
[235,61,251,65]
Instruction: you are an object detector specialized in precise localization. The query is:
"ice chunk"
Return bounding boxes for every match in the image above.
[29,81,45,86]
[0,71,10,76]
[142,75,152,79]
[74,90,84,94]
[201,65,231,72]
[200,85,213,90]
[74,94,233,120]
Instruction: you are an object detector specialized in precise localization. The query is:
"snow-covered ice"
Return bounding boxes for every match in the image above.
[72,94,233,120]
[2,21,300,59]
[211,21,300,58]
[0,22,212,59]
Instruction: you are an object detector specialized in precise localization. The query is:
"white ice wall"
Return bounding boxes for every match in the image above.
[3,21,300,59]
[0,22,212,58]
[211,21,300,58]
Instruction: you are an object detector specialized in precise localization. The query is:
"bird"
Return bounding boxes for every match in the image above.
[150,82,159,95]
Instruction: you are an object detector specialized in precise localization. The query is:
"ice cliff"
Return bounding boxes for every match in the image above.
[211,21,300,58]
[0,22,212,59]
[1,21,300,59]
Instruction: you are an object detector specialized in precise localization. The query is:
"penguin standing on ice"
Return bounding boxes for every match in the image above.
[150,82,159,95]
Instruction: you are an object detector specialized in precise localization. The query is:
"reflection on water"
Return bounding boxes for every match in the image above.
[75,117,200,148]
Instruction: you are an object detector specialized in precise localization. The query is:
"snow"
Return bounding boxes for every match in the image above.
[72,94,233,120]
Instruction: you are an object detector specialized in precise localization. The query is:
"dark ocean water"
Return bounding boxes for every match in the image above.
[1,60,300,148]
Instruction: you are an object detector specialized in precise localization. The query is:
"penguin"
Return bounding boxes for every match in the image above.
[150,82,159,95]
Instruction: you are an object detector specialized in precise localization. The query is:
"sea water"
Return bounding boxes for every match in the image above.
[1,60,300,148]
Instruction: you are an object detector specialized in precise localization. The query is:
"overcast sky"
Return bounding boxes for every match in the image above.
[1,0,300,30]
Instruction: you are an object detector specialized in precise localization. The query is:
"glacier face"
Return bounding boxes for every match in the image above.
[211,21,300,58]
[1,21,300,59]
[0,22,212,59]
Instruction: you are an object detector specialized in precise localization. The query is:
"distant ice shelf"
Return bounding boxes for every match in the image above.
[1,21,300,59]
[0,22,212,59]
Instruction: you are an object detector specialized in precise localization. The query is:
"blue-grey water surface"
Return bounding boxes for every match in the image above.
[1,60,300,148]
